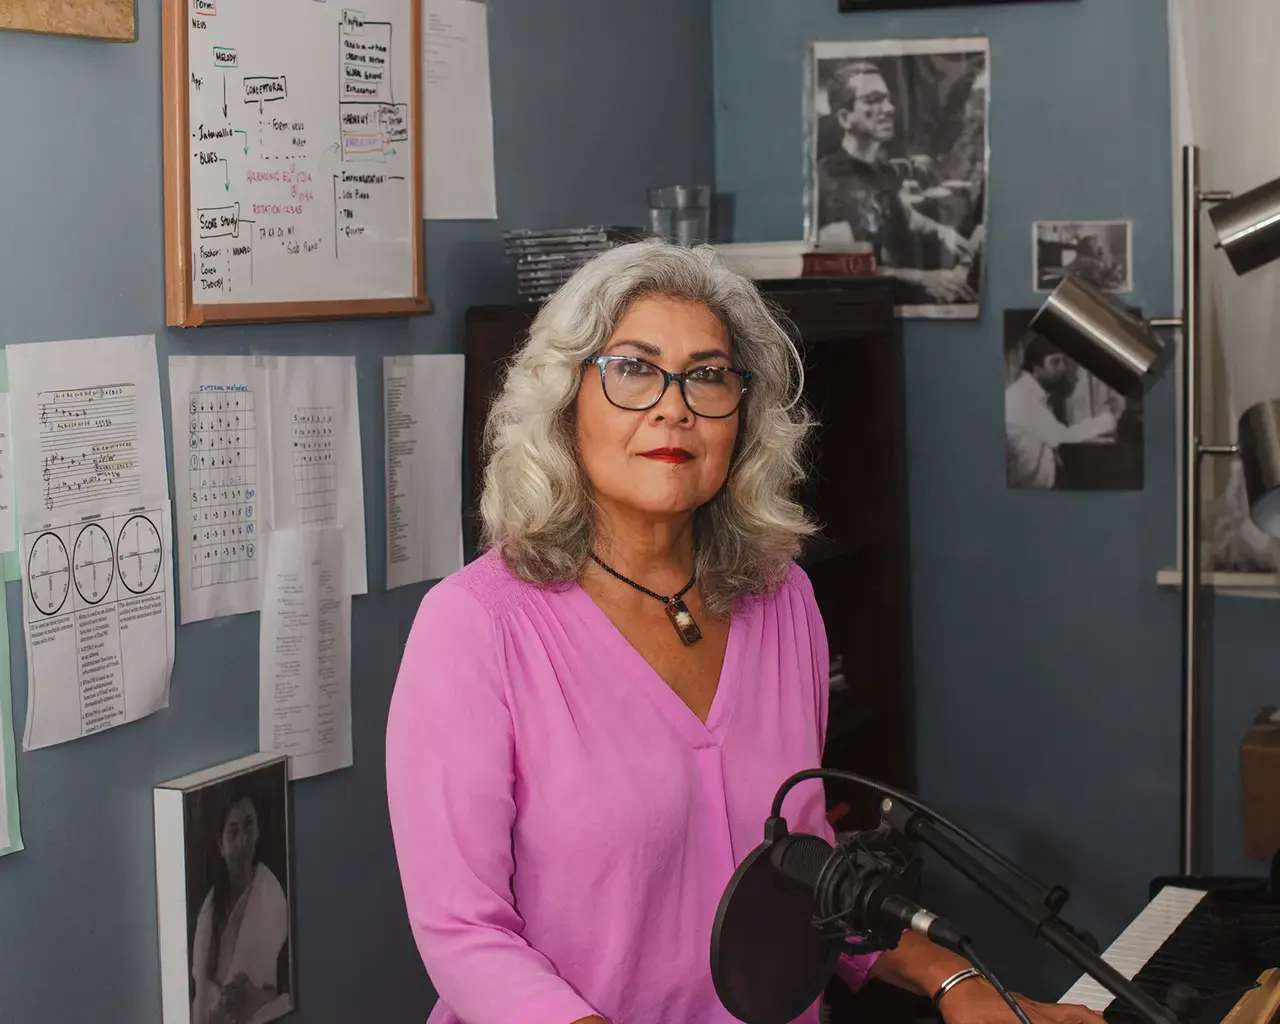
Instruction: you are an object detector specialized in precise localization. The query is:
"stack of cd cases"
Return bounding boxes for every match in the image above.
[503,226,646,302]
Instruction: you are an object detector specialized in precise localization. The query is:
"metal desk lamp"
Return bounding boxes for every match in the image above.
[1030,145,1280,876]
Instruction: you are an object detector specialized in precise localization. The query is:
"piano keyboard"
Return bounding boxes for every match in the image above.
[1059,886,1209,1011]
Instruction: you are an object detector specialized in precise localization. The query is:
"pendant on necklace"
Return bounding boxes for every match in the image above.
[665,597,703,646]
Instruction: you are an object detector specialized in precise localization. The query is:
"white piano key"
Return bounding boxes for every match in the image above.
[1058,886,1208,1011]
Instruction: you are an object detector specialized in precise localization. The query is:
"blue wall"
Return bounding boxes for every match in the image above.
[0,1,712,1021]
[3,0,1273,1016]
[715,0,1279,999]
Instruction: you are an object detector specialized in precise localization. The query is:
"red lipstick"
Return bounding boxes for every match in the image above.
[639,447,694,464]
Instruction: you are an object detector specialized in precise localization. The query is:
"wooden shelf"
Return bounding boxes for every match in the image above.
[1156,568,1280,599]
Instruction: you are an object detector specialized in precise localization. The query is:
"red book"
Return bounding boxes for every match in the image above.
[801,251,877,277]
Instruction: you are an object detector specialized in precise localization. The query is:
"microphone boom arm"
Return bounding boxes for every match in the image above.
[880,799,1179,1024]
[770,769,1180,1024]
[773,769,1073,914]
[881,798,1180,1024]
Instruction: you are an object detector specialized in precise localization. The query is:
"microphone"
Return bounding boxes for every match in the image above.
[770,825,968,953]
[710,815,966,1024]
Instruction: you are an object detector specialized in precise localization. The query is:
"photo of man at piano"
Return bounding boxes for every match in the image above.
[1034,221,1133,294]
[1005,309,1144,491]
[810,37,989,319]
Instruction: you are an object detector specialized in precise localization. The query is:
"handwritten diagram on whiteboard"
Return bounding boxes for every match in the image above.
[185,1,416,306]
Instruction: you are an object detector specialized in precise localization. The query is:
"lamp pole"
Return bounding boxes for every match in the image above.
[1153,145,1234,876]
[1180,144,1204,877]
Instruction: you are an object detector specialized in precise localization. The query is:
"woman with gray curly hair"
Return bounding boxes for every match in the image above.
[385,240,1098,1024]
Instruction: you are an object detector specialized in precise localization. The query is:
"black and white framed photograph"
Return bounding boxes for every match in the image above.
[839,0,1076,11]
[1034,220,1133,293]
[155,752,294,1024]
[1004,309,1144,492]
[808,37,989,319]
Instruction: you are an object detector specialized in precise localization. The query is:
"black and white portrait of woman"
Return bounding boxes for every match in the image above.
[183,759,293,1024]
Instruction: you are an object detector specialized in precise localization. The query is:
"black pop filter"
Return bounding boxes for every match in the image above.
[710,835,845,1024]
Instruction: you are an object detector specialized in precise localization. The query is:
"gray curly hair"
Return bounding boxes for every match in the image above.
[478,239,817,616]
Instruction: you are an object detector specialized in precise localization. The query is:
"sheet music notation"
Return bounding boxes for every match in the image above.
[37,385,140,512]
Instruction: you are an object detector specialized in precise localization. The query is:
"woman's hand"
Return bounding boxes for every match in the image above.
[938,977,1106,1024]
[868,933,1106,1024]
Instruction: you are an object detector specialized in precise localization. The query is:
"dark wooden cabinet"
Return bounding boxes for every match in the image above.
[756,280,913,831]
[461,280,917,1021]
[461,303,538,563]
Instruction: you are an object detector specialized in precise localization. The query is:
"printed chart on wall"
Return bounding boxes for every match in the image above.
[266,356,367,596]
[384,354,464,589]
[169,355,269,623]
[7,337,174,751]
[260,526,352,780]
[168,355,367,624]
[165,0,427,325]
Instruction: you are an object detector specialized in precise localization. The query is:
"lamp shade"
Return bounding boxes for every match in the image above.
[1028,274,1171,396]
[1238,399,1280,538]
[1208,176,1280,276]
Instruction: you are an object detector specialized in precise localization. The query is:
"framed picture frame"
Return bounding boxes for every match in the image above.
[839,0,1076,11]
[160,0,430,326]
[807,36,990,319]
[154,752,295,1024]
[0,0,135,41]
[1033,220,1134,294]
[1004,308,1144,493]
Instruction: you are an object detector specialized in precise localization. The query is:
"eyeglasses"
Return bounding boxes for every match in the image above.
[582,355,751,419]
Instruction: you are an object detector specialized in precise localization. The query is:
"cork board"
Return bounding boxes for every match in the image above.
[0,0,136,42]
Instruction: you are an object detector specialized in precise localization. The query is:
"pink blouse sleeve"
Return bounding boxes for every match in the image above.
[385,582,600,1024]
[794,566,885,993]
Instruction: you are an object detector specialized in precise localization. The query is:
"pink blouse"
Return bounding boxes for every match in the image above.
[385,550,881,1023]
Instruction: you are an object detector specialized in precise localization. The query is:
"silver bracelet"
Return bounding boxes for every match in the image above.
[932,966,982,1009]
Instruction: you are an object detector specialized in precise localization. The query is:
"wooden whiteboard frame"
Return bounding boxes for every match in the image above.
[161,0,430,327]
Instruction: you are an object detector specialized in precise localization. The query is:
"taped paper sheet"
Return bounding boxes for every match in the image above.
[259,526,352,780]
[384,354,464,589]
[0,395,16,556]
[8,336,174,750]
[170,356,269,624]
[168,355,368,624]
[266,357,368,598]
[423,0,497,219]
[0,610,23,856]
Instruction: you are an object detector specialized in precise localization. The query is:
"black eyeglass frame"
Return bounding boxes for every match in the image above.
[580,355,753,419]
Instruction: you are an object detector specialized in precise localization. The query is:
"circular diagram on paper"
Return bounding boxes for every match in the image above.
[73,522,115,605]
[28,532,70,616]
[117,514,162,595]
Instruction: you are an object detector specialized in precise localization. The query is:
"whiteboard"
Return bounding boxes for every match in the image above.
[163,0,428,325]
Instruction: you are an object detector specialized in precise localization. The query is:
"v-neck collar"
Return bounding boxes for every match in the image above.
[566,582,747,749]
